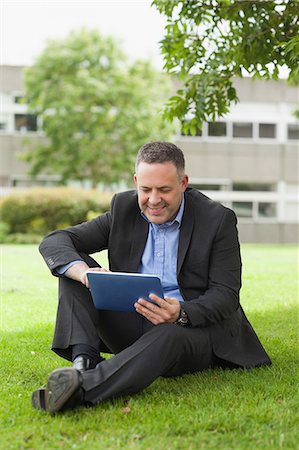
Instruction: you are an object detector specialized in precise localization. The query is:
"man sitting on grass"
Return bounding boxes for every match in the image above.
[32,141,271,413]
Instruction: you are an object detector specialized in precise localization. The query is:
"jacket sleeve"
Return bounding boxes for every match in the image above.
[182,208,242,328]
[39,199,114,276]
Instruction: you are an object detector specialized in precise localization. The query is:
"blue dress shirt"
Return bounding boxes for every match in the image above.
[139,195,184,302]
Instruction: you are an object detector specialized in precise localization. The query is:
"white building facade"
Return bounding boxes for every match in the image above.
[176,78,298,243]
[0,66,298,242]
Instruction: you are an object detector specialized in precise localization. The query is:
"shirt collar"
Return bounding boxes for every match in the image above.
[141,194,185,228]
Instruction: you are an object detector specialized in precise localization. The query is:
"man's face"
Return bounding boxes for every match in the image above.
[134,162,188,224]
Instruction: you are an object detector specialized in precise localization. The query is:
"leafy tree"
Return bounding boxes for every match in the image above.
[152,0,299,135]
[24,29,174,187]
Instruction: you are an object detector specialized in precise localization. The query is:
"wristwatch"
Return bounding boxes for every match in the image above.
[175,307,189,327]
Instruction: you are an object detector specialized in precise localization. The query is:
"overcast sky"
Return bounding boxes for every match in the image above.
[1,0,166,68]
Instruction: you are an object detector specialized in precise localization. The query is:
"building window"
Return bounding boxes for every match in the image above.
[0,114,8,131]
[233,122,253,138]
[190,183,222,191]
[259,123,276,139]
[287,124,299,140]
[232,183,274,192]
[14,95,24,104]
[14,114,37,132]
[258,202,276,218]
[208,122,227,137]
[11,177,60,187]
[232,201,253,218]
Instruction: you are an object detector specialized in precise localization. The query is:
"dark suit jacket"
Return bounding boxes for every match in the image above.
[39,188,271,368]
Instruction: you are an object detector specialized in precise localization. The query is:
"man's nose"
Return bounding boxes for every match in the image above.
[148,190,161,205]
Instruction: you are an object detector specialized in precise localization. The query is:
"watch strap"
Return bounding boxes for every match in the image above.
[175,307,189,326]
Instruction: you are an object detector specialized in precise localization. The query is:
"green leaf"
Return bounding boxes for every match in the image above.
[153,0,299,125]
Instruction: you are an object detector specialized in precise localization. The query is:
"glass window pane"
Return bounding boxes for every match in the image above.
[14,114,37,132]
[0,114,8,131]
[208,122,227,137]
[233,122,253,138]
[232,201,253,218]
[190,183,222,191]
[287,124,299,140]
[14,95,24,104]
[258,203,277,218]
[259,123,276,138]
[232,183,274,192]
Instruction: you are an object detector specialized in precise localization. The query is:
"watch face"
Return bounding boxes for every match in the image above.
[178,308,188,326]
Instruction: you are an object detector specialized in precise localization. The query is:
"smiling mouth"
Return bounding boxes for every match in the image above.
[147,205,166,215]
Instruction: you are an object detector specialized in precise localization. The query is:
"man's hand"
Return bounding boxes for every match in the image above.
[134,294,181,325]
[65,263,109,288]
[81,267,110,288]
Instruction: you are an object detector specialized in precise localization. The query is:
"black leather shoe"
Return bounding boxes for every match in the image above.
[32,388,46,409]
[72,355,105,372]
[32,367,85,413]
[72,355,95,372]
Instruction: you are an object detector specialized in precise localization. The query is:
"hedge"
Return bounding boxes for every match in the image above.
[0,187,113,241]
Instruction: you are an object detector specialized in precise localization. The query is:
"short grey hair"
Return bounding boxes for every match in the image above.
[135,141,185,179]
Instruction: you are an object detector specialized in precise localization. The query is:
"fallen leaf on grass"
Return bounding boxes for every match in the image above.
[121,400,131,415]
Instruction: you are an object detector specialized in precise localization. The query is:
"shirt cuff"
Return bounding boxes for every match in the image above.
[56,260,83,275]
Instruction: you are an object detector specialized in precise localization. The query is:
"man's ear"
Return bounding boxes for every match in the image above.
[133,174,138,187]
[181,175,189,192]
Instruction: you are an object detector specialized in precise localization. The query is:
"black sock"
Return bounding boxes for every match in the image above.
[71,344,104,366]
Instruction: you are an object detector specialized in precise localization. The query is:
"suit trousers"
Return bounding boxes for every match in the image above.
[51,258,215,405]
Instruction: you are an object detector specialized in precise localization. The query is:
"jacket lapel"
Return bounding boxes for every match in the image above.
[177,196,194,275]
[128,212,149,272]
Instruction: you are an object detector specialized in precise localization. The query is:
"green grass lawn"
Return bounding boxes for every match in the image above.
[1,244,298,449]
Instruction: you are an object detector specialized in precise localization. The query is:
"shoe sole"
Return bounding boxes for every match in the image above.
[32,368,80,413]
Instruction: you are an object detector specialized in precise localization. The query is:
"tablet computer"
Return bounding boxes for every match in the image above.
[86,271,164,312]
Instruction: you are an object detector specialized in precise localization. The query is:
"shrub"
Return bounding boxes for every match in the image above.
[0,221,10,242]
[3,233,43,244]
[0,187,113,238]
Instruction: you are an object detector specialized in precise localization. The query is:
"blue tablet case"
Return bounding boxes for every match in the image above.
[86,271,164,312]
